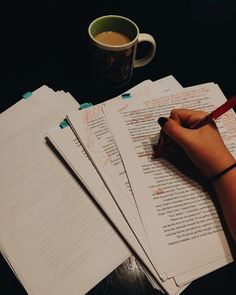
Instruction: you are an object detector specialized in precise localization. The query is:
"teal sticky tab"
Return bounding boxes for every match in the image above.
[23,91,32,99]
[121,93,131,99]
[79,102,93,109]
[59,119,69,129]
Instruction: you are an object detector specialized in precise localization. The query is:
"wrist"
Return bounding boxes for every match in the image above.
[199,151,235,178]
[207,162,236,185]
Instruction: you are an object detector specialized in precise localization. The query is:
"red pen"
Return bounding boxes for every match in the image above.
[190,95,236,129]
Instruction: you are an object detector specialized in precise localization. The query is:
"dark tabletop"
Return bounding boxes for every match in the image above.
[1,1,235,294]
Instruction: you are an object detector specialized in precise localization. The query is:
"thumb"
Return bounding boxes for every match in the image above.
[158,117,192,147]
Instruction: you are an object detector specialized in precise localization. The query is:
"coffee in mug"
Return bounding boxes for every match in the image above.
[94,31,131,46]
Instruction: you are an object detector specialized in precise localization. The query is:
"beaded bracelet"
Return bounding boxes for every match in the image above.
[208,163,236,184]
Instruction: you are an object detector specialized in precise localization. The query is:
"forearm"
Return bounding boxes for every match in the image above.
[160,109,236,242]
[212,167,236,243]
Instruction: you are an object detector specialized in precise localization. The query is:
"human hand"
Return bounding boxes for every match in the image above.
[158,108,235,178]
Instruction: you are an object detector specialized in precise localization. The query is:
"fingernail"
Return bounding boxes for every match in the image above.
[158,117,168,127]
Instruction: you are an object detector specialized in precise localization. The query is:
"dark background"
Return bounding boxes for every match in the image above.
[1,1,235,294]
[1,0,236,112]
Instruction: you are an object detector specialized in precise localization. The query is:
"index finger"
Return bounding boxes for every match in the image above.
[170,109,208,126]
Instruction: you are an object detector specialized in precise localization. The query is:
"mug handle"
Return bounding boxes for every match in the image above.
[134,33,156,68]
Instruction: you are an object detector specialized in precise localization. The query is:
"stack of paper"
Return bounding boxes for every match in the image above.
[48,76,235,294]
[0,87,130,295]
[1,76,235,295]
